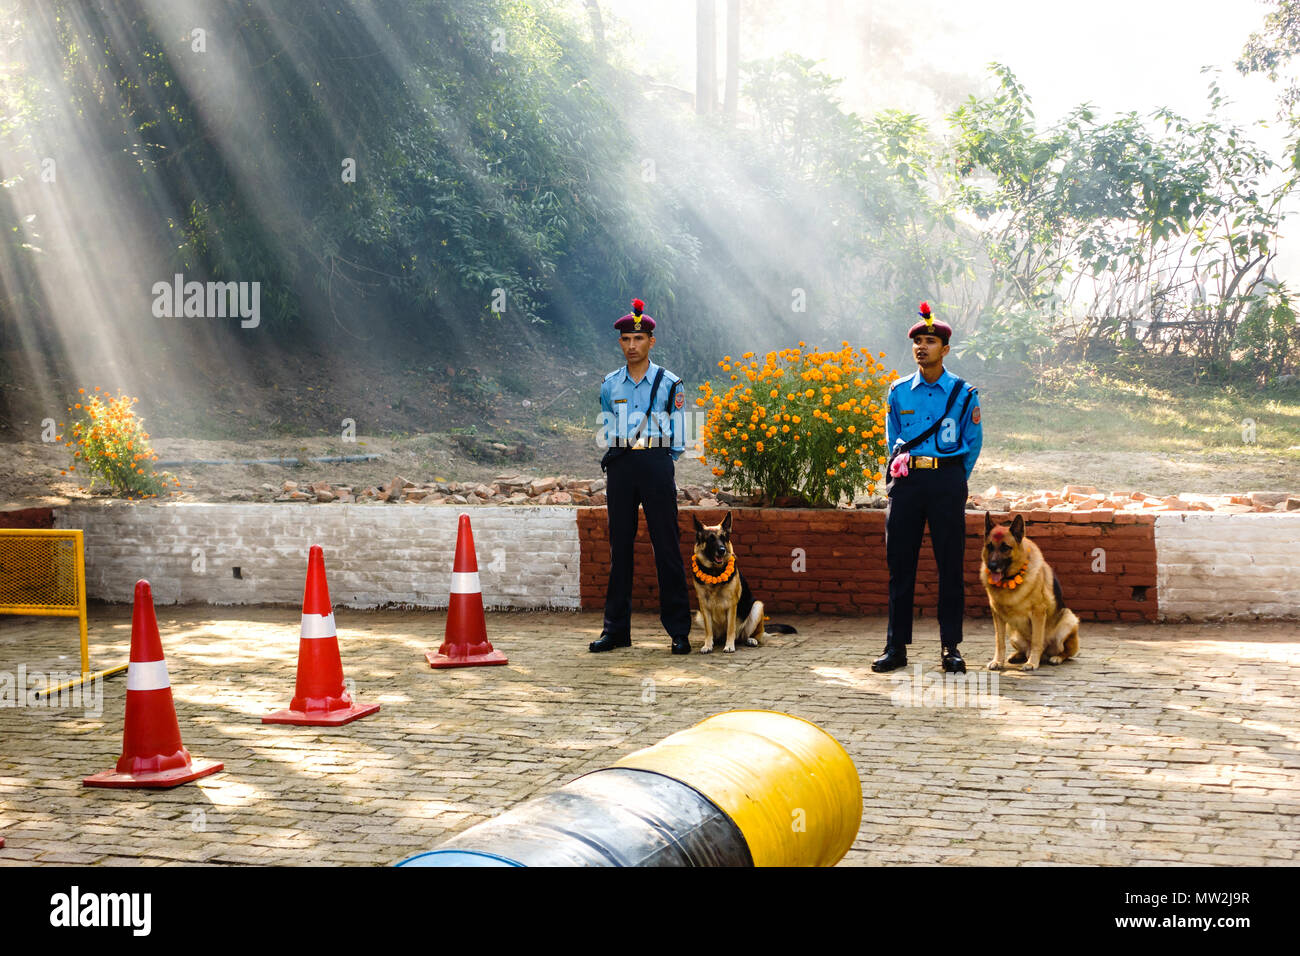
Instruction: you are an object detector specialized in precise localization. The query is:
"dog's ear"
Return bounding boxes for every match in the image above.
[984,511,993,536]
[693,515,705,538]
[721,511,733,534]
[1010,513,1025,543]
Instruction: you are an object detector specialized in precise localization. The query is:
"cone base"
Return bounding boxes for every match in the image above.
[84,757,223,790]
[427,649,509,669]
[262,700,380,726]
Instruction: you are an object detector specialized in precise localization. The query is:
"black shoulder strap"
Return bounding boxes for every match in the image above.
[629,367,666,446]
[893,377,968,457]
[656,377,682,447]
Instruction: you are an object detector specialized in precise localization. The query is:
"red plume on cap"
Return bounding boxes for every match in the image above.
[908,298,949,341]
[631,298,645,316]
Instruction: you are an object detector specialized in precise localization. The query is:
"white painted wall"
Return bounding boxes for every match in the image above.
[1155,513,1300,621]
[54,503,582,609]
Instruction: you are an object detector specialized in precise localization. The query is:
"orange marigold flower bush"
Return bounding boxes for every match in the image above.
[697,342,899,505]
[62,387,179,499]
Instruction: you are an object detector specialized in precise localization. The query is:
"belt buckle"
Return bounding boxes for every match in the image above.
[913,456,937,469]
[632,436,646,450]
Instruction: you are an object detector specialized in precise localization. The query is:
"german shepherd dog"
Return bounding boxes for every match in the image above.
[981,513,1080,671]
[691,513,796,653]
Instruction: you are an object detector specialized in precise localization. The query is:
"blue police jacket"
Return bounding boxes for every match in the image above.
[885,368,982,481]
[599,361,686,460]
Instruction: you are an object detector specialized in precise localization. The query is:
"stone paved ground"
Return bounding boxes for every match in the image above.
[1,606,1297,866]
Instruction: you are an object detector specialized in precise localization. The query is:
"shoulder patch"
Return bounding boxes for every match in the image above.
[972,405,981,424]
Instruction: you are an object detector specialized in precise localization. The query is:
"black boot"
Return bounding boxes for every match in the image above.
[941,645,966,673]
[671,635,692,655]
[589,632,631,652]
[871,646,908,672]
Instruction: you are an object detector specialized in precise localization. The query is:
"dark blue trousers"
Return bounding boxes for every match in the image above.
[602,449,692,640]
[885,464,968,648]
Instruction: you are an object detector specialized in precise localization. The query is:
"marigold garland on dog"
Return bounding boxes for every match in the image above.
[986,564,1027,589]
[691,554,736,585]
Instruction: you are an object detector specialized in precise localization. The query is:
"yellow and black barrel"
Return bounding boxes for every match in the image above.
[396,710,862,867]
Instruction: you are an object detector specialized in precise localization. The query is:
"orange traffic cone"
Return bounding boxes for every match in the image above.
[263,545,380,726]
[84,580,223,789]
[427,514,507,668]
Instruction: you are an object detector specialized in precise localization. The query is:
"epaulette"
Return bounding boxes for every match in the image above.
[603,368,622,382]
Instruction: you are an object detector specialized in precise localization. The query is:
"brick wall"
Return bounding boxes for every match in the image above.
[578,507,1159,622]
[36,501,1299,621]
[0,507,54,529]
[1155,513,1300,620]
[53,502,581,609]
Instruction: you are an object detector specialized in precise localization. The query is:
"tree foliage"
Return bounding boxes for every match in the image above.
[0,0,674,342]
[1238,0,1300,120]
[950,65,1296,375]
[0,1,1295,386]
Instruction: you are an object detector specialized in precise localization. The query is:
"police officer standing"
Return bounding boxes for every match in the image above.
[872,301,982,674]
[590,298,693,655]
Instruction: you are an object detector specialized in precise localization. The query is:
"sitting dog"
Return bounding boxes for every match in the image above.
[691,512,796,653]
[981,512,1080,671]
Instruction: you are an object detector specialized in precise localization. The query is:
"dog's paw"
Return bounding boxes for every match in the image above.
[1047,655,1064,665]
[699,643,713,654]
[723,644,736,654]
[987,659,1005,671]
[744,636,759,647]
[1021,660,1038,671]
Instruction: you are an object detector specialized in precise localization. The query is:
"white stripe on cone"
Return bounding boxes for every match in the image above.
[126,659,170,692]
[299,612,337,640]
[450,571,481,594]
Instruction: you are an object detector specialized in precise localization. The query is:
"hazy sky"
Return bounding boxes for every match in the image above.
[599,0,1282,135]
[926,0,1277,125]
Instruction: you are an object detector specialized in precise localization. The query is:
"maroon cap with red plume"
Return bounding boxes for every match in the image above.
[907,300,952,344]
[614,297,656,333]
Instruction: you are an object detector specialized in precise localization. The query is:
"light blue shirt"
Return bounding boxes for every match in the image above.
[599,361,685,460]
[886,368,982,480]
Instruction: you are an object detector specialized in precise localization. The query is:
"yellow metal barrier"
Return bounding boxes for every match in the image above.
[614,710,863,866]
[0,529,126,695]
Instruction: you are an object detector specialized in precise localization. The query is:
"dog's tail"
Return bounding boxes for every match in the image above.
[697,610,798,635]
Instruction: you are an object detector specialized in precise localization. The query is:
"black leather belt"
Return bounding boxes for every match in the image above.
[909,455,964,470]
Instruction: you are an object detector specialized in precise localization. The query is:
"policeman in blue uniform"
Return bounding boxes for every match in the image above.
[872,301,982,674]
[590,298,693,655]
